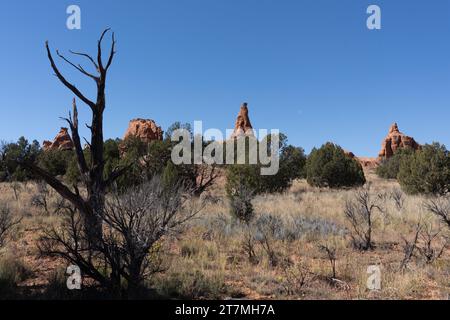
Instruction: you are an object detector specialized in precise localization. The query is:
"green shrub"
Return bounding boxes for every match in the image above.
[38,149,75,178]
[225,134,306,195]
[0,137,41,182]
[376,148,414,179]
[306,142,366,188]
[398,143,450,195]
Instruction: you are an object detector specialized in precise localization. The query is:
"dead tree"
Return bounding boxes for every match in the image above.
[400,222,422,271]
[193,163,219,196]
[417,222,448,264]
[40,176,203,297]
[318,244,337,279]
[344,186,385,250]
[425,198,450,229]
[21,29,124,243]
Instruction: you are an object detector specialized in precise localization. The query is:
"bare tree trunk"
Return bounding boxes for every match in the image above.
[20,29,126,244]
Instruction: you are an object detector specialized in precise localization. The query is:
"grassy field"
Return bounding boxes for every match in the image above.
[0,170,449,300]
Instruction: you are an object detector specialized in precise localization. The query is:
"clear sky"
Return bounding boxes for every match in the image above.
[0,0,449,156]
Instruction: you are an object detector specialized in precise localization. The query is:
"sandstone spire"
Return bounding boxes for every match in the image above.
[43,127,74,151]
[231,103,254,139]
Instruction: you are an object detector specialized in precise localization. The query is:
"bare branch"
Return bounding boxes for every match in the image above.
[97,28,111,72]
[104,164,131,187]
[62,99,89,175]
[45,41,95,109]
[56,50,99,81]
[69,50,99,72]
[105,32,116,71]
[19,161,87,215]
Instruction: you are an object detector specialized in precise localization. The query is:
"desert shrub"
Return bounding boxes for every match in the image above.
[390,187,405,211]
[155,267,224,299]
[226,173,256,224]
[318,243,338,279]
[254,213,284,267]
[0,137,41,182]
[285,215,345,241]
[37,149,75,178]
[376,148,414,179]
[0,253,32,298]
[397,220,447,269]
[425,197,450,230]
[63,139,121,185]
[117,126,218,195]
[343,186,385,250]
[282,261,313,295]
[416,221,448,264]
[30,181,51,215]
[0,205,21,247]
[398,143,450,196]
[279,145,307,180]
[10,182,22,201]
[225,134,306,197]
[180,241,201,258]
[39,176,202,298]
[226,164,261,194]
[255,213,284,240]
[306,142,366,188]
[41,269,77,300]
[260,145,307,193]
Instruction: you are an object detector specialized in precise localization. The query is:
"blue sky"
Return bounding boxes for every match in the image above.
[0,0,449,156]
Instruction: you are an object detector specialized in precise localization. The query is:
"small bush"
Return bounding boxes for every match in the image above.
[227,180,255,224]
[306,142,366,188]
[286,215,345,241]
[343,186,385,250]
[0,205,21,247]
[155,267,224,299]
[398,143,450,196]
[0,254,32,298]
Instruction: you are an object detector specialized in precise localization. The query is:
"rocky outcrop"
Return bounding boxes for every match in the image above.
[43,127,74,151]
[231,103,254,138]
[378,123,420,159]
[344,150,379,169]
[358,157,380,169]
[344,123,420,169]
[123,118,163,143]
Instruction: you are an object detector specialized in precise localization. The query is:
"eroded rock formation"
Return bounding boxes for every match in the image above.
[123,118,163,143]
[344,150,379,169]
[231,103,254,138]
[378,123,420,159]
[43,127,74,151]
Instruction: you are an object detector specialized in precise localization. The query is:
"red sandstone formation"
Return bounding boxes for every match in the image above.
[378,123,420,159]
[43,127,74,151]
[231,103,254,138]
[344,122,419,169]
[345,150,379,169]
[123,118,163,143]
[358,157,380,169]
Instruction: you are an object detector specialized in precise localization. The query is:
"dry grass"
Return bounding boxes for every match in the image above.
[1,170,450,300]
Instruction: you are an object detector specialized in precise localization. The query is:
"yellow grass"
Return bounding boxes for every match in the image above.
[1,170,449,300]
